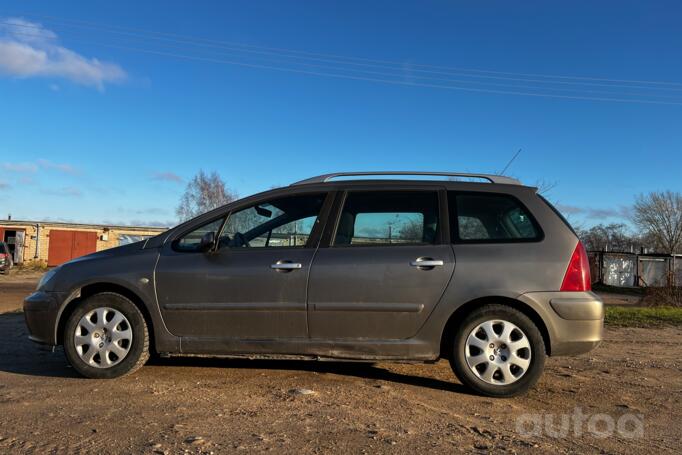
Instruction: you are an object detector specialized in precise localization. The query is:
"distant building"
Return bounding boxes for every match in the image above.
[0,220,167,266]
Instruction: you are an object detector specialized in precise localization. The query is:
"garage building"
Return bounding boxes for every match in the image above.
[0,220,167,267]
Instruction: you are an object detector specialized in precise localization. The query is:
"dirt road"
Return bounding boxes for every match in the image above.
[1,276,680,454]
[0,271,40,313]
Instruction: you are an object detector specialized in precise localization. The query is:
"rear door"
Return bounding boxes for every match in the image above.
[307,187,455,340]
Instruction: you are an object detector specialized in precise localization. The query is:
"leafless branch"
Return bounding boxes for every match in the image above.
[632,191,682,254]
[176,170,236,221]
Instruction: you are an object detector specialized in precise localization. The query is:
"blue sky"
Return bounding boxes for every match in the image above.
[0,1,681,228]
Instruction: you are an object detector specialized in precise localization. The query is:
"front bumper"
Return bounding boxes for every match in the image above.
[518,291,604,356]
[23,291,65,346]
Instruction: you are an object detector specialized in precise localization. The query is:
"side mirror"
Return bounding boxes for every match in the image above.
[198,231,216,252]
[255,205,273,218]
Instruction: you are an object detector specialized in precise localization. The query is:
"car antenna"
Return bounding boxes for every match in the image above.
[499,148,522,175]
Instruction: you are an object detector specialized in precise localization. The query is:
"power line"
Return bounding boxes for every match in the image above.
[4,26,682,105]
[7,12,682,88]
[4,18,682,96]
[8,27,682,101]
[73,42,682,105]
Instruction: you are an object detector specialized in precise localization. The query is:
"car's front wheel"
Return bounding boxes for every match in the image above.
[449,304,546,397]
[63,293,149,379]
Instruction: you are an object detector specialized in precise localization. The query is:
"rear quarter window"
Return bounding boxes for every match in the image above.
[449,192,543,243]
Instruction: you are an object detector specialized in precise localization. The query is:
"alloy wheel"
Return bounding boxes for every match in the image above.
[464,319,532,385]
[74,307,133,368]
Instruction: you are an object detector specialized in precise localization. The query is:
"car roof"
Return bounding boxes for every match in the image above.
[289,179,532,190]
[291,171,522,186]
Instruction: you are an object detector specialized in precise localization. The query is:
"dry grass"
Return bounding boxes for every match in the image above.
[643,285,682,307]
[12,261,48,273]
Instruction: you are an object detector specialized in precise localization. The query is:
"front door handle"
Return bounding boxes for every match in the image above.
[271,260,303,272]
[410,257,444,269]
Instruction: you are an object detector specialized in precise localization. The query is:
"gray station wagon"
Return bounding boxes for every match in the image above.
[24,172,603,397]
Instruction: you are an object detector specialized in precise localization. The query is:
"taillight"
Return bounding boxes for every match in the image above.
[560,241,591,292]
[0,253,6,259]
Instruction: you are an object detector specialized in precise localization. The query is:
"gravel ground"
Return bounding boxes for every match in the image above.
[1,275,680,454]
[0,271,42,313]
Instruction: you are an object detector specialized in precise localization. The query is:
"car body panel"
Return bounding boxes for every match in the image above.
[23,178,604,361]
[155,246,316,338]
[0,241,13,273]
[24,242,179,352]
[307,244,455,339]
[518,291,603,355]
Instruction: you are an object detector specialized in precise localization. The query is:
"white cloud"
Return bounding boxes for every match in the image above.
[36,159,78,175]
[117,206,169,216]
[0,18,126,89]
[1,159,78,175]
[41,186,83,197]
[152,171,183,184]
[555,203,631,220]
[1,161,38,172]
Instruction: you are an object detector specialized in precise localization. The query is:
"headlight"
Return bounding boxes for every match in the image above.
[36,268,58,291]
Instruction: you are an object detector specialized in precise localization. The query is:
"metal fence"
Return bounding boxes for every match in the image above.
[588,251,681,288]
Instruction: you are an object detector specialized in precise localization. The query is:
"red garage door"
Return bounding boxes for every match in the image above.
[48,230,98,266]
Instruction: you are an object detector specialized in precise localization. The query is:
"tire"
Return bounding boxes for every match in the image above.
[449,304,546,398]
[63,293,149,379]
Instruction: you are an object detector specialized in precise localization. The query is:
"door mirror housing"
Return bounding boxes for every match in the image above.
[198,231,216,252]
[254,205,272,218]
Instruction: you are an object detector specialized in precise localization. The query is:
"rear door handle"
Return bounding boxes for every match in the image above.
[410,257,444,269]
[271,261,302,272]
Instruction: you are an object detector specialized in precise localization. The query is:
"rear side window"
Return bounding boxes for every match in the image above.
[334,191,439,246]
[449,192,541,242]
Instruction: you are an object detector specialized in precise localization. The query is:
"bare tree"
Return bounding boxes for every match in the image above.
[576,223,641,252]
[176,170,236,221]
[399,219,424,241]
[534,179,557,195]
[632,191,682,254]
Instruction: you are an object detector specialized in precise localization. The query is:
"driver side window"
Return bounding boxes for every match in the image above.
[174,217,225,252]
[220,193,325,248]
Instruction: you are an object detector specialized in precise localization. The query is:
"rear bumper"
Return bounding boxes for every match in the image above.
[518,291,604,357]
[550,296,604,320]
[23,291,64,346]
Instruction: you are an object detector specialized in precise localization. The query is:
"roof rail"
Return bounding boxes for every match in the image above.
[291,171,522,186]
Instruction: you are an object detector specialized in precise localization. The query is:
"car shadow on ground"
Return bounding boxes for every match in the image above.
[0,312,469,393]
[148,356,470,394]
[0,313,79,378]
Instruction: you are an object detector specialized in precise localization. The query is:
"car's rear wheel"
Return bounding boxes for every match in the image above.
[63,293,149,379]
[449,304,546,397]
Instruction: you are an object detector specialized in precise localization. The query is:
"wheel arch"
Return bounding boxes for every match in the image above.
[56,282,156,354]
[439,296,552,358]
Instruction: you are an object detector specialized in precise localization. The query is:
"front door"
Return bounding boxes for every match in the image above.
[155,191,330,339]
[308,189,455,340]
